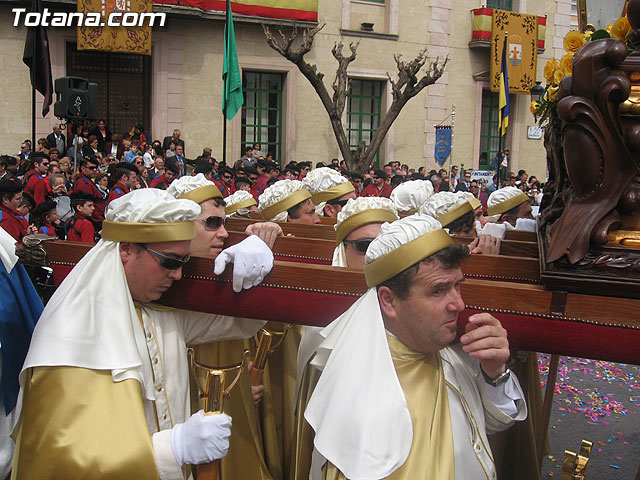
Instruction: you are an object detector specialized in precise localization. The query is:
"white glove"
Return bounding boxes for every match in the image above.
[213,235,274,292]
[476,221,507,239]
[170,410,232,465]
[514,218,537,232]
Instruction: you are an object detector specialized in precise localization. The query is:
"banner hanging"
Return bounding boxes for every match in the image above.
[434,126,452,166]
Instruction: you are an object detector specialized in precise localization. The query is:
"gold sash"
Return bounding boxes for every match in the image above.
[12,366,159,479]
[324,335,455,479]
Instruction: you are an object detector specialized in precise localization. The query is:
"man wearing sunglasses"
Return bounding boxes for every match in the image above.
[72,157,106,229]
[106,162,139,208]
[13,188,273,479]
[360,169,393,198]
[302,167,357,218]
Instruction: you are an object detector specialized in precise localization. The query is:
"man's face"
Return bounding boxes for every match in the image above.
[509,176,516,186]
[49,165,61,175]
[36,159,49,174]
[21,144,30,155]
[288,199,321,224]
[351,178,363,191]
[77,201,95,218]
[516,201,534,220]
[221,171,233,186]
[380,262,466,354]
[452,167,458,176]
[133,157,144,169]
[190,200,228,257]
[300,166,310,177]
[3,192,22,211]
[49,150,59,161]
[343,223,382,270]
[175,145,184,157]
[324,191,357,218]
[469,181,479,196]
[164,170,177,183]
[374,174,384,187]
[463,173,471,183]
[384,165,392,176]
[238,183,251,192]
[130,145,138,153]
[123,173,138,189]
[120,240,191,303]
[54,125,62,135]
[155,158,164,170]
[82,163,99,179]
[285,170,297,180]
[173,130,181,140]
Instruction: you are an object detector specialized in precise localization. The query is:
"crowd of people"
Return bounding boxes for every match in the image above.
[0,121,543,247]
[1,120,546,480]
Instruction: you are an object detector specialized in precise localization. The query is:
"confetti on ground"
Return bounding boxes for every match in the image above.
[539,355,640,478]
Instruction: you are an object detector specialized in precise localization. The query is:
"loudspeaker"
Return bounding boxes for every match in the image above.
[54,77,98,121]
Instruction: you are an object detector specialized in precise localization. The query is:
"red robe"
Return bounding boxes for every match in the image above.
[66,213,96,243]
[38,223,58,238]
[361,183,393,198]
[72,174,105,224]
[33,179,54,206]
[23,169,45,197]
[0,205,29,242]
[150,175,171,190]
[106,182,130,208]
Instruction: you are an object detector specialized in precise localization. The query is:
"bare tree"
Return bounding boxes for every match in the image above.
[263,23,448,173]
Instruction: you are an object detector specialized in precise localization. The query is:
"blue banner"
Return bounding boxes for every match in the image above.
[434,126,452,166]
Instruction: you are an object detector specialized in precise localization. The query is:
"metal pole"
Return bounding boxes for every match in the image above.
[223,118,227,166]
[450,104,455,171]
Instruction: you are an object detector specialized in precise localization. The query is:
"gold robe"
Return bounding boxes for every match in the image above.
[12,367,159,479]
[323,335,455,480]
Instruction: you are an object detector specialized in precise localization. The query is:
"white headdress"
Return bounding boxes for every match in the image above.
[258,179,311,222]
[166,173,222,203]
[224,190,257,216]
[487,186,529,216]
[419,191,477,228]
[302,167,354,216]
[390,179,434,213]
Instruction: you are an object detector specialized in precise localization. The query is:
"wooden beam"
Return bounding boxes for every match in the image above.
[43,241,640,364]
[249,211,337,225]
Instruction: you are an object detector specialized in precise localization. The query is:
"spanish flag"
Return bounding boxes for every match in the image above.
[498,33,510,136]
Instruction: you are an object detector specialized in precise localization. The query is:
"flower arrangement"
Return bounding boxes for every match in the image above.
[531,15,634,125]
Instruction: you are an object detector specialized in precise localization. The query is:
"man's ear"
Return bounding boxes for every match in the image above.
[324,203,337,218]
[377,286,398,325]
[119,242,137,264]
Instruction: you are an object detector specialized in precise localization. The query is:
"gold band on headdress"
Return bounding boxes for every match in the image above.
[335,209,398,245]
[260,188,311,221]
[364,229,453,287]
[311,182,355,205]
[437,201,474,228]
[225,197,257,215]
[176,184,222,204]
[102,220,196,242]
[469,197,481,210]
[487,192,529,216]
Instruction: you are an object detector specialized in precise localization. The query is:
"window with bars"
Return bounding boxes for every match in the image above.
[241,71,283,163]
[479,89,503,170]
[487,0,512,11]
[347,79,383,164]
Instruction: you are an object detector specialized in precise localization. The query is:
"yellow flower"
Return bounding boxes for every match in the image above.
[606,24,613,34]
[560,52,574,76]
[530,101,539,116]
[544,58,560,84]
[547,85,559,102]
[564,30,585,53]
[611,16,631,41]
[583,31,592,42]
[554,68,565,85]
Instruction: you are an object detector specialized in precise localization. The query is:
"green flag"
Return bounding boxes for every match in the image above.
[223,0,243,120]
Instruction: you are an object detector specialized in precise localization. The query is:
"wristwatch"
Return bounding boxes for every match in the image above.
[481,367,511,387]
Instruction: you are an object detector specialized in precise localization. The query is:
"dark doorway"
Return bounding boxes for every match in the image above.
[66,43,151,137]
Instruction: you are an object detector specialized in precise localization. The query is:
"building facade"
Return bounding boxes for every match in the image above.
[1,0,579,180]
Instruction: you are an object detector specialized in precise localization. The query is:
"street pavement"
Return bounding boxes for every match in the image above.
[539,355,640,479]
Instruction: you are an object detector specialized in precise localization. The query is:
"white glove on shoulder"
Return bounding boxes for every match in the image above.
[514,217,537,232]
[170,410,232,465]
[476,221,507,239]
[213,235,274,292]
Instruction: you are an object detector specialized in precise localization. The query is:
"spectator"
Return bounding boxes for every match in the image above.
[124,140,140,163]
[66,192,97,243]
[162,129,185,154]
[31,201,60,238]
[360,169,393,198]
[46,124,66,153]
[90,119,112,154]
[150,162,179,190]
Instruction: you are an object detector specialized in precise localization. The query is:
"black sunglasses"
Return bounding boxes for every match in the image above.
[328,198,349,208]
[197,215,227,231]
[343,237,374,253]
[222,174,233,180]
[140,244,190,270]
[372,176,380,179]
